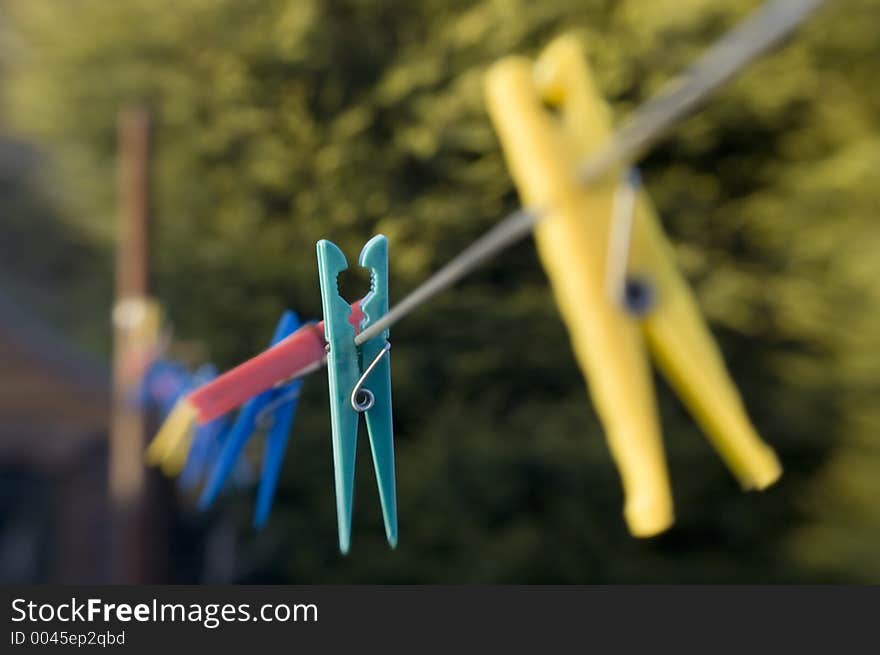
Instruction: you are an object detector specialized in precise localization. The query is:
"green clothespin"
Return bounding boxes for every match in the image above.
[317,234,397,554]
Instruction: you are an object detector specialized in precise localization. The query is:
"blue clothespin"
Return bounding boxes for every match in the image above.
[179,412,230,493]
[198,310,303,528]
[317,234,397,553]
[178,364,226,492]
[253,378,301,528]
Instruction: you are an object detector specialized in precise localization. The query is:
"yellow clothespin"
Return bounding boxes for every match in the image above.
[484,34,781,537]
[145,398,198,476]
[144,363,218,476]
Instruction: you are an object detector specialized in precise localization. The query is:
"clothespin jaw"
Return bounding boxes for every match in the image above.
[317,235,397,553]
[485,34,780,537]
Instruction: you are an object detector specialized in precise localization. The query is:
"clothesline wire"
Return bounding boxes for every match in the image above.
[353,0,826,347]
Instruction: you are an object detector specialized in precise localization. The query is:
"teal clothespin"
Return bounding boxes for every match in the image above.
[317,234,397,554]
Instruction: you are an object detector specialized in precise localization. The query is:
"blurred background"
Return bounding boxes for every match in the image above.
[0,0,877,584]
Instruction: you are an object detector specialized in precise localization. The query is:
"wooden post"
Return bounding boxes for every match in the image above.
[109,107,163,583]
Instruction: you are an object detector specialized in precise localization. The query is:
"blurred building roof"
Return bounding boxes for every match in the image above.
[0,289,109,470]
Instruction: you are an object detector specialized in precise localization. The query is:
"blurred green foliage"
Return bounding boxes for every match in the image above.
[0,0,877,582]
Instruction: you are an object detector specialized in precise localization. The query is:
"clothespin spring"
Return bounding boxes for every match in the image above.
[607,168,656,317]
[350,342,391,412]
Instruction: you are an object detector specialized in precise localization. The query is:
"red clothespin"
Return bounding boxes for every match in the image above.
[187,301,365,424]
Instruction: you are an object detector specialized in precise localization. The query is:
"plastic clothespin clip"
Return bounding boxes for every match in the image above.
[484,34,781,537]
[146,363,219,476]
[317,234,397,554]
[186,302,365,425]
[198,310,303,528]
